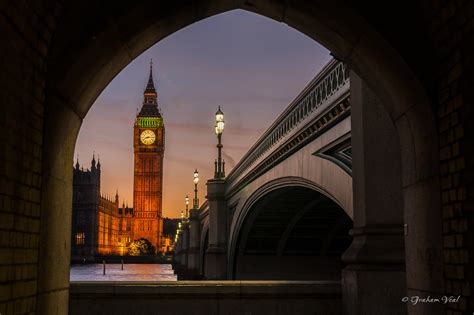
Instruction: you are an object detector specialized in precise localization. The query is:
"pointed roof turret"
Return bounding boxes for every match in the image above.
[145,59,157,95]
[138,59,161,117]
[91,152,96,169]
[75,156,80,170]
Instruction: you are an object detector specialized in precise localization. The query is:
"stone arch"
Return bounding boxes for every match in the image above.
[228,179,352,280]
[199,221,209,275]
[228,176,349,268]
[39,2,440,314]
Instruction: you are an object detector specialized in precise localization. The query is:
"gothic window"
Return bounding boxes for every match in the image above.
[76,232,85,245]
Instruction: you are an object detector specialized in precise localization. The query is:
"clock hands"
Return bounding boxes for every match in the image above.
[141,131,155,144]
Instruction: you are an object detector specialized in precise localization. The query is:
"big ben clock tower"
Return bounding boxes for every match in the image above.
[133,60,164,252]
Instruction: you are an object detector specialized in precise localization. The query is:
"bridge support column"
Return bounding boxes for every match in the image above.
[181,225,189,267]
[205,179,227,279]
[187,209,201,271]
[342,72,406,315]
[174,228,188,268]
[173,235,181,264]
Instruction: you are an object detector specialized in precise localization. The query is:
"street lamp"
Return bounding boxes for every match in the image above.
[185,195,189,218]
[193,169,199,209]
[214,106,225,179]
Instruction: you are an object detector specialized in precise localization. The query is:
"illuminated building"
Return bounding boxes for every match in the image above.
[132,60,165,252]
[71,156,128,259]
[71,62,165,259]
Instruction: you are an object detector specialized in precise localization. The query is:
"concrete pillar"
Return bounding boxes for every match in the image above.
[174,233,182,266]
[187,209,201,271]
[204,179,227,279]
[342,72,406,315]
[38,104,82,315]
[181,224,189,267]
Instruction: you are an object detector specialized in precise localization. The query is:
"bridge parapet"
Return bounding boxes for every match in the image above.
[175,60,352,280]
[225,59,350,194]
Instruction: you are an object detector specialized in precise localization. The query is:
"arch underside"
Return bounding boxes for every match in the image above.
[233,186,352,280]
[35,1,442,314]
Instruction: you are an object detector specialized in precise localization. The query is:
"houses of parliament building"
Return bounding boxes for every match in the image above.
[71,62,166,260]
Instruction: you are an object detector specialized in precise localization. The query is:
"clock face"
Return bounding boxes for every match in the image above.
[140,130,156,145]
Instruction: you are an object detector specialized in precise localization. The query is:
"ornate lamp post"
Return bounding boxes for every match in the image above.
[193,169,199,209]
[214,106,225,179]
[185,195,189,218]
[176,222,181,240]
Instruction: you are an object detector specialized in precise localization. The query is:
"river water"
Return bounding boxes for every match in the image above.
[70,263,177,281]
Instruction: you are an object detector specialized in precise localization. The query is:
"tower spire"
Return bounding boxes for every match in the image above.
[138,58,161,117]
[91,151,96,169]
[145,59,156,95]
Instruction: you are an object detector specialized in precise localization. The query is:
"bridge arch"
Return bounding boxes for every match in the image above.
[199,221,209,275]
[37,1,440,313]
[228,177,352,279]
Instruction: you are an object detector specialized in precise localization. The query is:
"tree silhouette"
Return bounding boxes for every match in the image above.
[128,238,156,256]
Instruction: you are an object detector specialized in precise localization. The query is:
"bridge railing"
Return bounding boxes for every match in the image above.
[225,59,349,188]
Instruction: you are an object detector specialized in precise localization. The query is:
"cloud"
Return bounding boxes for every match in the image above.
[165,154,214,172]
[75,9,330,218]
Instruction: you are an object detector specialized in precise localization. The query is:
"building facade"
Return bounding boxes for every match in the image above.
[71,64,166,260]
[132,61,165,252]
[71,156,129,260]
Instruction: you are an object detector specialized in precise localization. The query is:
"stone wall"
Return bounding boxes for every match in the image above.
[0,1,473,314]
[234,256,343,281]
[0,1,60,314]
[69,281,342,315]
[429,1,474,313]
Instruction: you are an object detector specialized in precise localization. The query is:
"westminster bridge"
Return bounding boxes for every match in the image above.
[171,53,430,314]
[174,59,354,281]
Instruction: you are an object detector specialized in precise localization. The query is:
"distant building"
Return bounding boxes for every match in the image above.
[71,62,167,260]
[118,203,134,256]
[163,218,181,239]
[132,60,165,252]
[71,156,134,260]
[160,236,174,253]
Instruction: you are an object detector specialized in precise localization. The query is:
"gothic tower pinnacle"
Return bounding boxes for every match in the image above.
[91,152,96,170]
[132,58,165,252]
[145,59,156,95]
[139,59,161,116]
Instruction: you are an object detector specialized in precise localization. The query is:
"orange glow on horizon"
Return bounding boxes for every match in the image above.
[74,10,331,219]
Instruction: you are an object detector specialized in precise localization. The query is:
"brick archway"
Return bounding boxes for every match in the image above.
[42,3,440,314]
[0,1,445,314]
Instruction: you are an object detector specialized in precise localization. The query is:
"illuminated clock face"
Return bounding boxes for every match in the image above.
[140,130,156,145]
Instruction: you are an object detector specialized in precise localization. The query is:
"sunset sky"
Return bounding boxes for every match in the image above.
[74,9,330,218]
